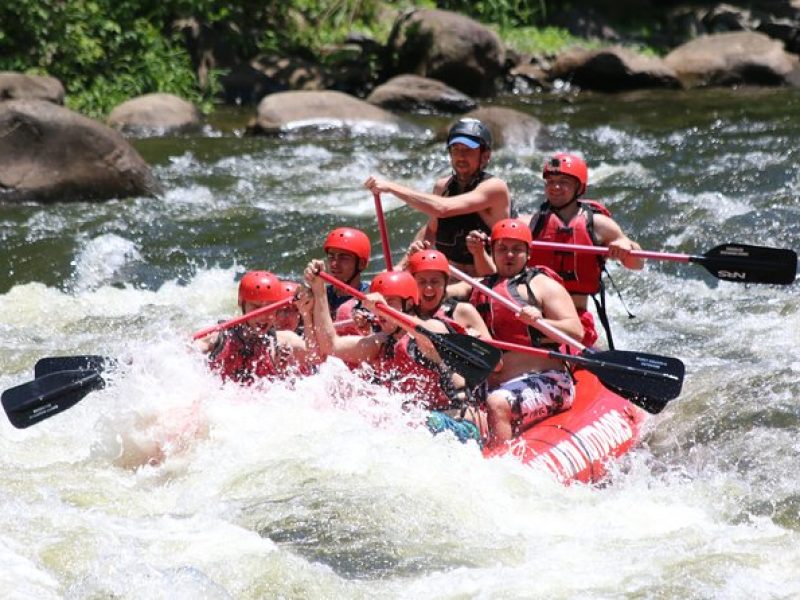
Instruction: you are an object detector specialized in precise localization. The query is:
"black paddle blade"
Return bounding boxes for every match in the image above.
[2,370,105,429]
[34,355,110,379]
[695,244,797,285]
[567,349,685,414]
[422,329,503,388]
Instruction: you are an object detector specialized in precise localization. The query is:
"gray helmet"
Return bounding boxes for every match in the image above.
[447,118,492,150]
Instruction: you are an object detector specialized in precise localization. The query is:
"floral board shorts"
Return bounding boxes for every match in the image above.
[492,369,574,432]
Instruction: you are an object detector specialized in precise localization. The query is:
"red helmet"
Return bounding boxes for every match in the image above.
[543,153,588,196]
[281,280,300,298]
[369,270,419,305]
[490,218,532,245]
[323,227,371,267]
[408,250,450,276]
[238,271,289,306]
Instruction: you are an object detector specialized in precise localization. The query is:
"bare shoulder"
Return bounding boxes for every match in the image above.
[454,301,479,318]
[593,213,626,245]
[534,271,570,297]
[478,176,509,195]
[477,177,510,213]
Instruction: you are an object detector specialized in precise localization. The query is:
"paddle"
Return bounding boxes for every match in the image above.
[317,271,501,387]
[484,339,682,414]
[2,369,106,429]
[34,355,110,379]
[530,241,797,285]
[373,192,394,270]
[191,297,293,340]
[448,266,684,413]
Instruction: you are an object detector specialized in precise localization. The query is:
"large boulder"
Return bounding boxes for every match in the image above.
[248,90,406,135]
[386,9,505,97]
[549,46,681,91]
[0,100,160,203]
[108,93,202,135]
[447,107,543,150]
[664,31,800,87]
[0,72,65,104]
[366,74,477,114]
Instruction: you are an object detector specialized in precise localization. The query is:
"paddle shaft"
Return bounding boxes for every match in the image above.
[191,297,293,340]
[373,192,393,270]
[449,265,587,352]
[530,240,693,262]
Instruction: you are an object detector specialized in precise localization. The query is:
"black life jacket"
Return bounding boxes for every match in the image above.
[435,171,494,264]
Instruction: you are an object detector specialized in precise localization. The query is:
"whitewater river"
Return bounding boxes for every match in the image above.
[1,87,799,599]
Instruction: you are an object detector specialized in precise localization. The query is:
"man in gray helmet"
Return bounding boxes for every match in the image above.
[364,118,511,276]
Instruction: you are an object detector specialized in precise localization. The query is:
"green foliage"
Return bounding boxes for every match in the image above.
[0,0,662,117]
[0,0,211,117]
[436,0,549,29]
[501,26,599,55]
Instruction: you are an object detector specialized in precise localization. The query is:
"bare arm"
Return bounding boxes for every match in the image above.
[452,302,491,339]
[364,175,510,219]
[296,287,321,366]
[518,275,583,344]
[465,229,496,276]
[305,260,383,364]
[594,214,644,270]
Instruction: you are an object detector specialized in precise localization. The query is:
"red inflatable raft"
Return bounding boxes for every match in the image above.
[483,368,647,484]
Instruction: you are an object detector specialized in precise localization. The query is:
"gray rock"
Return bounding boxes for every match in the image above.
[386,9,505,97]
[549,46,681,91]
[248,90,405,135]
[108,93,201,135]
[665,31,800,87]
[367,74,477,113]
[0,72,65,104]
[0,100,160,203]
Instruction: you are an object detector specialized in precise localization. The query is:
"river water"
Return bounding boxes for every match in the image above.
[1,87,799,598]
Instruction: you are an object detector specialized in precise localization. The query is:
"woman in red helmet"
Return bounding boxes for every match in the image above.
[304,259,484,442]
[521,153,644,348]
[363,118,511,276]
[462,218,584,446]
[200,271,314,384]
[406,248,491,340]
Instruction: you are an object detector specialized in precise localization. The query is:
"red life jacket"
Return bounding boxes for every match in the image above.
[469,268,562,349]
[527,200,610,295]
[208,327,278,384]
